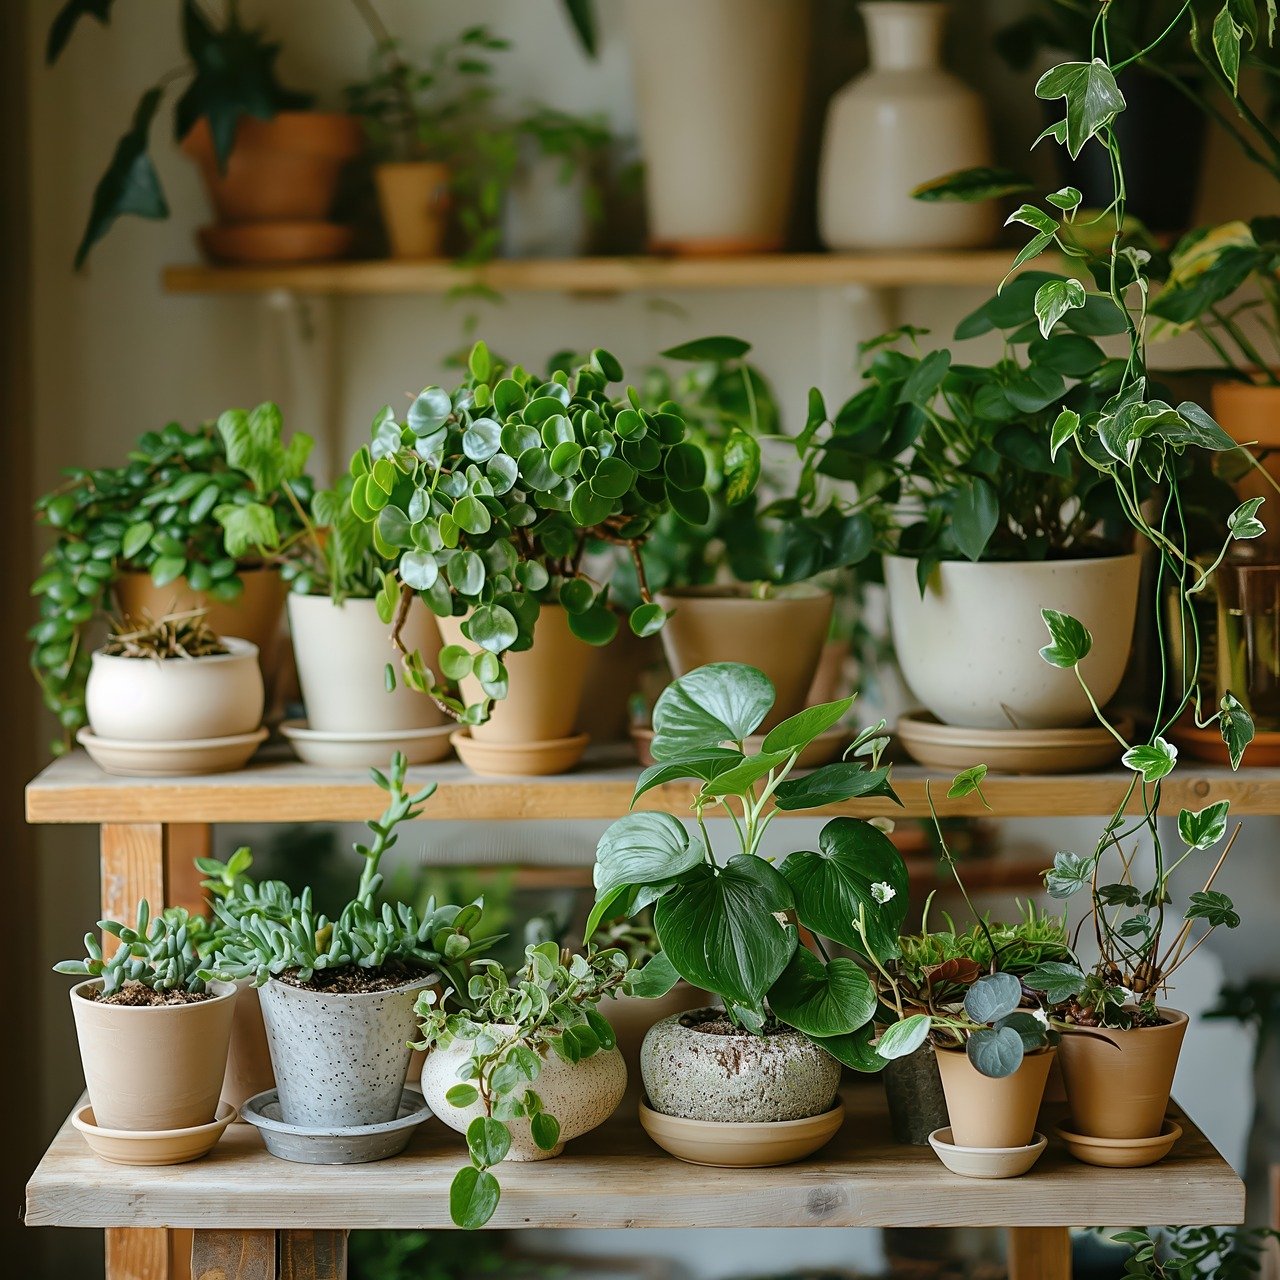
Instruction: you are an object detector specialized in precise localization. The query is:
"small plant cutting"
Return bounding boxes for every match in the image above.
[416,941,629,1229]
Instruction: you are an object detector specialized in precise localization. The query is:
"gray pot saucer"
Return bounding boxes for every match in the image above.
[241,1087,432,1164]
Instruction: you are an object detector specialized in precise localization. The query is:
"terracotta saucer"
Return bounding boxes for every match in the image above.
[638,1097,844,1168]
[241,1087,432,1165]
[77,727,267,776]
[73,1100,237,1166]
[928,1127,1047,1179]
[281,719,454,768]
[1055,1118,1182,1168]
[450,730,589,777]
[198,222,354,264]
[630,725,848,769]
[895,713,1133,775]
[1169,719,1280,766]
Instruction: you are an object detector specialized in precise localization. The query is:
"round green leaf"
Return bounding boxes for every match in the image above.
[614,408,646,439]
[540,414,574,447]
[668,484,711,526]
[590,456,636,499]
[629,602,668,637]
[518,447,557,491]
[591,348,623,381]
[559,577,595,614]
[468,603,519,653]
[965,1026,1025,1079]
[462,418,502,462]
[493,378,526,417]
[664,442,708,491]
[409,387,452,437]
[449,1165,501,1230]
[570,485,612,527]
[523,395,567,426]
[452,495,492,535]
[439,644,474,681]
[964,972,1023,1025]
[550,441,583,476]
[567,602,619,645]
[466,1115,511,1167]
[448,550,485,597]
[487,454,519,495]
[501,422,540,456]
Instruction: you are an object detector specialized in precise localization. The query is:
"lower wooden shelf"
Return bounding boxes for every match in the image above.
[25,1086,1242,1231]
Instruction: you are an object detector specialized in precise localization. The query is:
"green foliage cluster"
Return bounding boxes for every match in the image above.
[1107,1225,1280,1279]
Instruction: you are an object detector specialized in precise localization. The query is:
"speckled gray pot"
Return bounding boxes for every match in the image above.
[882,1042,949,1145]
[258,974,433,1128]
[419,1025,627,1159]
[640,1009,841,1123]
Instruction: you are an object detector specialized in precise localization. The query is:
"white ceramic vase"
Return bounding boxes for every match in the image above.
[884,553,1142,730]
[624,0,809,253]
[818,1,997,250]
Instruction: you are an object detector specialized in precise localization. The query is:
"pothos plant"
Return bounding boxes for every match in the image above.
[414,942,628,1230]
[589,662,908,1066]
[348,341,713,725]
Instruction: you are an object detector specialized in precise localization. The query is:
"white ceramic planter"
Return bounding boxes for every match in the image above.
[624,0,809,253]
[258,974,433,1128]
[884,553,1142,730]
[85,638,263,741]
[287,593,446,734]
[419,1026,626,1159]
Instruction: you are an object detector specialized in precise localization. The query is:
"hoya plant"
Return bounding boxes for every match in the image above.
[415,942,628,1230]
[589,662,908,1066]
[349,341,708,724]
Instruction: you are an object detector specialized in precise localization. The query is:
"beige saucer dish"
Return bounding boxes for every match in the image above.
[896,713,1132,775]
[638,1097,845,1167]
[1055,1119,1183,1168]
[73,1101,238,1166]
[281,720,454,768]
[928,1127,1047,1179]
[77,727,267,776]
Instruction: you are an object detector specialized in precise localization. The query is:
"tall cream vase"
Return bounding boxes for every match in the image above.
[818,1,998,250]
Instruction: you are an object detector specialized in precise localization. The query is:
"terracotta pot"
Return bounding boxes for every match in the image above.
[181,113,363,224]
[70,979,237,1131]
[656,585,834,731]
[934,1045,1054,1149]
[287,593,446,734]
[603,984,709,1083]
[578,628,664,745]
[436,604,592,744]
[623,0,809,253]
[374,161,451,260]
[807,639,851,707]
[1056,1009,1188,1141]
[221,980,275,1113]
[1211,380,1280,555]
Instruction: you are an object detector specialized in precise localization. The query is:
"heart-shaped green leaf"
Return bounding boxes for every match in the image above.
[650,662,775,759]
[768,950,876,1037]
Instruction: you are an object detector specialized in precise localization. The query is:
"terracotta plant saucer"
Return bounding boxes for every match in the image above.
[198,221,354,264]
[928,1127,1047,1179]
[241,1087,433,1165]
[280,720,454,768]
[1169,719,1280,765]
[638,1097,844,1168]
[77,727,267,776]
[1055,1118,1182,1168]
[895,712,1133,775]
[450,730,589,777]
[631,725,847,770]
[73,1101,237,1166]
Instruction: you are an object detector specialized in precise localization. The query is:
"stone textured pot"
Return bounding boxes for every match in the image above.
[818,2,997,251]
[656,586,834,731]
[884,553,1142,730]
[934,1045,1054,1150]
[70,979,237,1132]
[882,1041,950,1145]
[1056,1009,1188,1142]
[288,593,446,735]
[85,638,263,742]
[641,1009,841,1124]
[1211,380,1280,555]
[258,974,433,1129]
[419,1028,626,1159]
[221,980,275,1114]
[375,161,450,260]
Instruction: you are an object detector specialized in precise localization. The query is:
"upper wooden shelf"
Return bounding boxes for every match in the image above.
[24,1087,1241,1231]
[161,251,1035,297]
[25,748,1274,826]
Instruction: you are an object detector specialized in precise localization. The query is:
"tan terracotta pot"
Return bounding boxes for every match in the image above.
[221,981,275,1113]
[578,629,664,745]
[656,586,833,731]
[1056,1008,1188,1140]
[604,984,709,1083]
[806,639,851,707]
[374,161,451,259]
[181,113,363,224]
[70,979,237,1131]
[1211,380,1280,555]
[436,604,592,744]
[934,1045,1054,1149]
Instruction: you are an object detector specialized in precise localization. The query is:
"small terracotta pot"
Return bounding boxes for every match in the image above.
[603,984,709,1084]
[221,980,275,1113]
[934,1045,1054,1150]
[578,628,664,745]
[806,639,851,707]
[655,585,834,731]
[1056,1008,1188,1141]
[70,979,237,1131]
[1210,380,1280,555]
[181,113,363,224]
[374,161,451,259]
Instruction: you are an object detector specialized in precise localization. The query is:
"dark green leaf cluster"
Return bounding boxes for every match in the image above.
[1107,1224,1280,1279]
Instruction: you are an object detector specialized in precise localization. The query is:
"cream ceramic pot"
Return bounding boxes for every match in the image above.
[884,554,1142,730]
[287,593,446,734]
[85,637,264,741]
[818,2,998,250]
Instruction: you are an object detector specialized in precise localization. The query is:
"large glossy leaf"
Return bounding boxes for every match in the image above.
[815,1022,881,1072]
[699,750,792,797]
[654,856,795,1007]
[768,950,876,1037]
[772,763,899,812]
[630,749,743,806]
[650,663,775,759]
[594,812,705,899]
[761,697,854,756]
[951,476,999,561]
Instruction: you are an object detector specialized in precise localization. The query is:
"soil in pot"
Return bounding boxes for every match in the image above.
[934,1045,1054,1150]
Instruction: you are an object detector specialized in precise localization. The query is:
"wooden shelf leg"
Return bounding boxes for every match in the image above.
[1008,1226,1071,1279]
[99,824,167,955]
[191,1229,276,1280]
[279,1231,348,1280]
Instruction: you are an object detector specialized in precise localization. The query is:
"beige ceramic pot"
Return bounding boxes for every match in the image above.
[1056,1009,1188,1141]
[884,553,1142,730]
[221,980,275,1114]
[656,586,834,731]
[70,979,237,1131]
[374,161,451,259]
[287,593,446,734]
[624,0,809,253]
[420,1029,626,1159]
[85,637,263,742]
[934,1045,1054,1150]
[1210,380,1280,555]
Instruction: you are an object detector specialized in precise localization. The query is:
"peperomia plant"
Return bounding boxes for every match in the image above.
[349,341,707,724]
[414,941,628,1230]
[589,662,907,1066]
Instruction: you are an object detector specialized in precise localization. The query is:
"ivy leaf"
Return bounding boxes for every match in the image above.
[951,476,999,562]
[1213,2,1246,91]
[1022,961,1086,1004]
[1045,850,1092,899]
[1049,408,1081,461]
[1219,691,1255,769]
[1178,800,1230,849]
[1096,882,1143,907]
[1045,185,1082,211]
[876,1013,932,1061]
[1186,889,1241,929]
[1121,736,1178,784]
[1039,608,1093,667]
[1034,59,1127,159]
[1229,497,1266,541]
[910,166,1033,203]
[1033,278,1087,338]
[1006,203,1059,235]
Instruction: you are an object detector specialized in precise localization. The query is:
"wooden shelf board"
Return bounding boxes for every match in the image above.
[25,1088,1241,1231]
[161,251,1044,297]
[25,748,1272,827]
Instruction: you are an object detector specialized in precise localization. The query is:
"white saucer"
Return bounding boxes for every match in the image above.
[77,727,267,776]
[281,719,455,768]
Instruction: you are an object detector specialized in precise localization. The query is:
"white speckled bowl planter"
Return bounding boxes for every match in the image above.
[419,1026,627,1159]
[258,974,434,1128]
